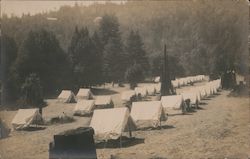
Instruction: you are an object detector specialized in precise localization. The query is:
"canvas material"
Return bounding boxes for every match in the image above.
[74,100,95,115]
[11,109,42,130]
[131,101,166,128]
[161,95,183,110]
[90,107,135,140]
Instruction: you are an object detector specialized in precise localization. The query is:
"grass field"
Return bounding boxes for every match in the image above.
[0,82,249,159]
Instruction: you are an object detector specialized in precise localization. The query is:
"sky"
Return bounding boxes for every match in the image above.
[1,1,125,17]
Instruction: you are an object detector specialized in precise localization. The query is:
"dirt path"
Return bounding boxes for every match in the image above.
[0,84,249,159]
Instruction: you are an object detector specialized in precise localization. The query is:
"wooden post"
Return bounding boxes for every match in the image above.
[161,44,167,96]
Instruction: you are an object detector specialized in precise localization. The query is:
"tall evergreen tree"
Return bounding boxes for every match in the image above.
[100,14,126,83]
[1,35,18,103]
[13,29,70,96]
[103,37,126,83]
[125,30,149,73]
[68,27,103,88]
[99,14,120,47]
[92,31,104,85]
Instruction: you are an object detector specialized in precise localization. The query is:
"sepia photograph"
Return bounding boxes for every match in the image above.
[0,0,249,159]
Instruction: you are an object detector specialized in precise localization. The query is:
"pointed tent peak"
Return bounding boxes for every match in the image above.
[77,88,93,100]
[58,90,76,103]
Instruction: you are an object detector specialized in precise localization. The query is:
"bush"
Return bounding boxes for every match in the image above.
[125,63,144,89]
[20,73,45,107]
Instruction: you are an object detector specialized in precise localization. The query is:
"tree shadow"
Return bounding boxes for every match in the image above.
[96,136,145,149]
[168,112,193,116]
[199,102,208,105]
[21,126,46,131]
[91,88,118,95]
[202,98,212,100]
[136,125,175,131]
[196,106,205,110]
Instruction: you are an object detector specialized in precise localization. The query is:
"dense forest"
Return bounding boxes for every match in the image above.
[1,0,249,104]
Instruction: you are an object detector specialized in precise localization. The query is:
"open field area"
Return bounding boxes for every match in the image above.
[0,82,249,159]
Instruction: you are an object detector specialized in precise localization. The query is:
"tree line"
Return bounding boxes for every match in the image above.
[1,14,151,105]
[1,0,249,105]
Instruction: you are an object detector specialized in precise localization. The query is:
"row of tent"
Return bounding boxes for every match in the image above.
[9,79,221,139]
[90,79,221,141]
[74,96,114,116]
[154,75,206,88]
[58,88,94,103]
[121,85,160,102]
[180,79,221,106]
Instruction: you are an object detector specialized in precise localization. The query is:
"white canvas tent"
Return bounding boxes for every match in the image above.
[121,90,136,102]
[145,85,156,95]
[58,90,77,103]
[94,96,114,109]
[73,100,95,116]
[154,83,161,93]
[90,107,136,140]
[11,109,43,130]
[154,76,160,83]
[161,95,185,112]
[130,101,167,128]
[181,92,199,106]
[77,88,94,100]
[134,87,148,97]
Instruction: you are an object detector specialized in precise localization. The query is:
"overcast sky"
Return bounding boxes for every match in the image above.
[1,1,125,17]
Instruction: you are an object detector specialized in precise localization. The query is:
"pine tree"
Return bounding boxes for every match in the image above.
[100,14,126,83]
[125,30,149,74]
[99,14,120,47]
[1,35,18,103]
[13,29,70,95]
[69,27,103,88]
[92,31,104,85]
[103,37,126,83]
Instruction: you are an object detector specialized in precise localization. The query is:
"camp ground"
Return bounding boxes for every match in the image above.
[121,90,136,102]
[161,95,186,113]
[76,88,94,100]
[89,107,136,141]
[73,100,95,116]
[58,90,77,103]
[130,101,167,129]
[134,87,148,97]
[11,109,43,130]
[94,96,114,109]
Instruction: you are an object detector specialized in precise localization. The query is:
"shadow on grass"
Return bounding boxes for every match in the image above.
[96,136,145,149]
[136,125,175,131]
[168,112,194,116]
[21,126,46,131]
[199,102,208,105]
[196,106,205,110]
[91,88,119,95]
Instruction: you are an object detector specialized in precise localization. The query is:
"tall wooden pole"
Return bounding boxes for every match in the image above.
[161,44,167,96]
[161,44,171,96]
